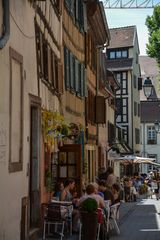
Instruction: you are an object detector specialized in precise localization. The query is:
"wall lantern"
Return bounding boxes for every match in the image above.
[142,77,154,99]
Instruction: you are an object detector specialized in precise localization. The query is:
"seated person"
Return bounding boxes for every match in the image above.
[124,178,132,202]
[60,178,75,202]
[111,183,121,204]
[79,183,105,209]
[98,180,114,205]
[60,178,79,232]
[54,181,64,200]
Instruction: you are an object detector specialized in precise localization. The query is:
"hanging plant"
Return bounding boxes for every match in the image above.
[68,122,84,139]
[41,109,84,150]
[41,109,70,151]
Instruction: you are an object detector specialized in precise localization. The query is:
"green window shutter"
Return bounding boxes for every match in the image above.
[81,64,84,97]
[75,0,79,23]
[83,3,87,32]
[73,56,76,91]
[78,62,81,95]
[70,52,74,89]
[64,47,70,89]
[75,59,79,92]
[84,68,87,97]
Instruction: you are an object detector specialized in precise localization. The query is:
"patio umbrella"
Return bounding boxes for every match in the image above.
[114,155,156,164]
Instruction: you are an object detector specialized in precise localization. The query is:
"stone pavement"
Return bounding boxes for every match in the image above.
[111,196,160,240]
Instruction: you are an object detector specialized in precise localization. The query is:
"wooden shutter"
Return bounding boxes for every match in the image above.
[81,64,84,97]
[48,46,52,83]
[51,51,56,88]
[43,39,48,81]
[84,68,87,97]
[70,52,74,89]
[75,59,79,92]
[138,77,142,90]
[72,56,75,91]
[55,57,58,90]
[108,122,115,145]
[95,96,106,124]
[78,62,81,95]
[64,47,70,89]
[58,62,63,94]
[83,3,87,32]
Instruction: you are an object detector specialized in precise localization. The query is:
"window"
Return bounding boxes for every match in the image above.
[133,75,137,88]
[122,125,128,143]
[147,126,157,144]
[116,98,122,115]
[116,97,128,124]
[138,104,140,117]
[122,50,127,58]
[110,51,115,59]
[87,89,96,124]
[64,46,85,97]
[135,128,140,144]
[65,0,84,31]
[35,23,63,94]
[9,48,23,172]
[115,71,127,95]
[134,102,137,116]
[108,122,115,145]
[108,49,128,59]
[116,51,121,58]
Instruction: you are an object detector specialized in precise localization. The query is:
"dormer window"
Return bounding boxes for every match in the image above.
[109,49,128,59]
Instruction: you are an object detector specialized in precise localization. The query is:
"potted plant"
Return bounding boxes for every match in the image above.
[79,198,98,240]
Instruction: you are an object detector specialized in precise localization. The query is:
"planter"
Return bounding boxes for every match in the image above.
[80,211,98,240]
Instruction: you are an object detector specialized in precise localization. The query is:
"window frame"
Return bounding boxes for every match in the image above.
[9,47,23,172]
[147,126,157,144]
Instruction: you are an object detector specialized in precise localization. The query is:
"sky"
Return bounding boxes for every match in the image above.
[105,8,153,55]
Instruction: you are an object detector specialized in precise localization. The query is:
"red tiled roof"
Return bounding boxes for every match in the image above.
[108,26,136,49]
[140,101,160,123]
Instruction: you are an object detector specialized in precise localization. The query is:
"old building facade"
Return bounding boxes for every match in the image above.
[0,0,117,239]
[106,26,141,155]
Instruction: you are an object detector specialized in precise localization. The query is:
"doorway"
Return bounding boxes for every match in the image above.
[29,95,41,231]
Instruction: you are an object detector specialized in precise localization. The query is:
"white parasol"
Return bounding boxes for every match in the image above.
[114,155,156,164]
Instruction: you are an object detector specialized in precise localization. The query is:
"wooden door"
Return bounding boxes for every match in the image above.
[56,144,82,195]
[29,95,41,232]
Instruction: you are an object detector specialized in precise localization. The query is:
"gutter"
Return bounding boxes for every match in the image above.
[0,0,10,49]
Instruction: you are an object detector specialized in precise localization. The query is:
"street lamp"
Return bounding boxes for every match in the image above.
[142,77,154,99]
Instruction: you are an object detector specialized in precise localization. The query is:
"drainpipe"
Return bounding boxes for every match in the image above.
[0,0,10,49]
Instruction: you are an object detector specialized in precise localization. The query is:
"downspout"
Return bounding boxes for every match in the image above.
[0,0,10,49]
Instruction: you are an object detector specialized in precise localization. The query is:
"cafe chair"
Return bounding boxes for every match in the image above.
[109,202,120,235]
[42,203,65,240]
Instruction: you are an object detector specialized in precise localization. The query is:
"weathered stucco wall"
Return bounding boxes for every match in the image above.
[0,1,37,239]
